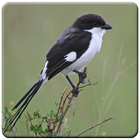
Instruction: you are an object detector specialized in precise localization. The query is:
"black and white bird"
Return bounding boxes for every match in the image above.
[4,14,112,131]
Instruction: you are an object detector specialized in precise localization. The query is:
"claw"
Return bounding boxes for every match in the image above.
[79,72,87,84]
[71,88,80,97]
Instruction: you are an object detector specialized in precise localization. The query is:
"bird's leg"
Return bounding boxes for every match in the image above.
[66,75,79,97]
[73,69,87,84]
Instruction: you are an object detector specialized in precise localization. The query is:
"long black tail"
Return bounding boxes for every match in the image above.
[4,79,43,132]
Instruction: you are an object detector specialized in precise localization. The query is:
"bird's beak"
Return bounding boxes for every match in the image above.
[101,24,112,30]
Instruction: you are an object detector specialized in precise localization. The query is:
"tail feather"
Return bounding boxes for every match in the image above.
[4,79,43,132]
[12,82,38,110]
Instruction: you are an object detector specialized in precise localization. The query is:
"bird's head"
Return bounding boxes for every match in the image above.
[73,14,112,31]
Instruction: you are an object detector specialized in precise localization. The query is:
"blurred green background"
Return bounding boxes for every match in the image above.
[2,3,137,137]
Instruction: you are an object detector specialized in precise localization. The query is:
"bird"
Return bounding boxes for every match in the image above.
[4,14,112,132]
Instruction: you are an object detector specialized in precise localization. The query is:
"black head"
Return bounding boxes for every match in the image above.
[73,14,112,30]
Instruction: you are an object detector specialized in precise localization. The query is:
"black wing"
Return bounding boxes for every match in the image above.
[46,28,91,80]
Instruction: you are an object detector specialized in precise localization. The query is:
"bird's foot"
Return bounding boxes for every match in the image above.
[71,88,80,97]
[79,72,87,84]
[73,69,87,84]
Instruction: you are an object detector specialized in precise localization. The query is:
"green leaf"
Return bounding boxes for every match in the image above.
[33,111,41,118]
[34,124,39,131]
[30,125,34,131]
[4,107,12,118]
[63,131,69,136]
[38,127,45,134]
[45,128,48,133]
[10,101,14,109]
[4,116,8,119]
[47,132,51,136]
[4,107,8,113]
[54,132,62,137]
[33,111,38,116]
[27,112,32,119]
[102,131,106,137]
[57,114,63,122]
[50,110,55,117]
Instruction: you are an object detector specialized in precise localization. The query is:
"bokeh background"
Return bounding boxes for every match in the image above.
[2,3,137,137]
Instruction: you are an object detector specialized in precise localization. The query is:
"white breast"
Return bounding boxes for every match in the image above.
[61,27,106,76]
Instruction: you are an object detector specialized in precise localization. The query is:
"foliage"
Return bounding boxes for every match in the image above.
[3,4,137,137]
[2,102,15,133]
[25,110,64,137]
[2,68,115,137]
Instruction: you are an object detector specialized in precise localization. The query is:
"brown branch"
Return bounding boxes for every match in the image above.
[26,111,38,137]
[61,90,71,113]
[79,80,98,89]
[26,120,30,137]
[56,67,88,134]
[56,92,74,133]
[51,88,67,137]
[60,100,81,109]
[75,117,116,137]
[47,116,51,131]
[67,130,71,137]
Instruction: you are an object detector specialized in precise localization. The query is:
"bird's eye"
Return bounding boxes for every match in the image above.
[93,22,97,26]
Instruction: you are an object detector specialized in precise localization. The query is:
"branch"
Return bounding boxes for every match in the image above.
[51,88,67,137]
[79,80,98,89]
[60,89,71,113]
[26,111,38,137]
[56,67,88,134]
[75,117,116,137]
[56,92,74,133]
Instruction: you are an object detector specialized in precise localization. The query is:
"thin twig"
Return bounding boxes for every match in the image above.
[67,130,71,137]
[70,101,76,120]
[79,81,98,89]
[57,67,88,133]
[11,126,17,136]
[56,93,74,133]
[120,60,136,75]
[61,90,71,113]
[75,117,116,137]
[51,88,67,137]
[60,100,81,108]
[26,120,30,137]
[47,116,51,131]
[56,90,72,134]
[27,111,38,137]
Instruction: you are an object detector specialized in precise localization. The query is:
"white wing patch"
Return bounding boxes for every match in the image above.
[41,61,48,81]
[65,51,77,62]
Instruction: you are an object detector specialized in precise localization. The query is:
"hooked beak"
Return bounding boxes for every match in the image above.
[101,24,112,30]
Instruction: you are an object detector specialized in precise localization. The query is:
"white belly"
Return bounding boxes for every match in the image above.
[61,28,105,76]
